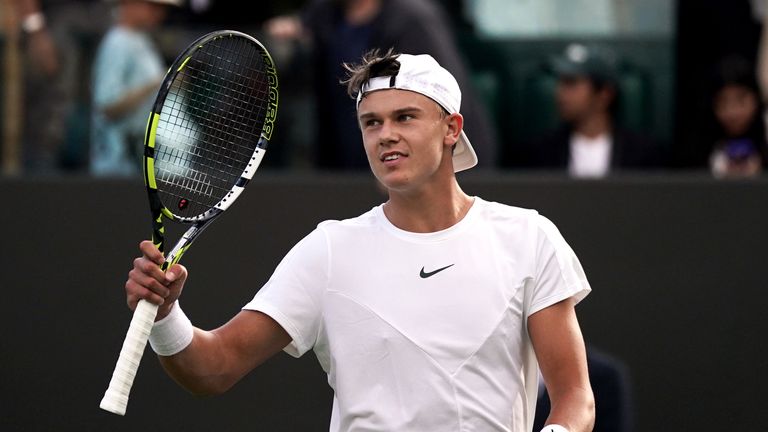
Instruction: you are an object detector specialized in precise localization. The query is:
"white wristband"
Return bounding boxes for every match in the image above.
[21,12,46,33]
[148,302,194,356]
[540,425,569,432]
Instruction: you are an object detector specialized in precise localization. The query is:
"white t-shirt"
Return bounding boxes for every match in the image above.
[244,197,591,431]
[568,132,612,178]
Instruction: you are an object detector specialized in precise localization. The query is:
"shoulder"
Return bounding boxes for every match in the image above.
[474,197,542,226]
[315,206,380,235]
[379,0,447,25]
[102,28,138,45]
[475,198,569,244]
[98,28,149,57]
[96,29,122,54]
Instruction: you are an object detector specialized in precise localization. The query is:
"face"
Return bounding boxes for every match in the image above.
[125,1,168,29]
[714,84,758,137]
[357,89,461,192]
[556,76,609,123]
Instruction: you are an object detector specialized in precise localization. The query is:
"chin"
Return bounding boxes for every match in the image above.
[375,171,412,192]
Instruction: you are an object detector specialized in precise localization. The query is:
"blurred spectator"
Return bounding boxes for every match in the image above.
[529,44,662,178]
[15,0,110,173]
[90,0,179,176]
[708,56,767,178]
[676,0,762,168]
[266,0,497,170]
[534,347,633,432]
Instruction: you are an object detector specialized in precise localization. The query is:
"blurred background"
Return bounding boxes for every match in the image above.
[1,1,767,431]
[1,0,768,177]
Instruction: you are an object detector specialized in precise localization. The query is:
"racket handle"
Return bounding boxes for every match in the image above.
[100,299,158,415]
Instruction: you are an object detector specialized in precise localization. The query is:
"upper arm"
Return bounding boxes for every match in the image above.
[528,298,590,397]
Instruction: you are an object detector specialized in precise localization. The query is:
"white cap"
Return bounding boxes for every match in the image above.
[355,54,478,172]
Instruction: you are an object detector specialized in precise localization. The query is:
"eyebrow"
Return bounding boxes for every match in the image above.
[358,106,425,121]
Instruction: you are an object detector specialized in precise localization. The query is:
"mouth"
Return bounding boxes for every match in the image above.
[380,151,407,162]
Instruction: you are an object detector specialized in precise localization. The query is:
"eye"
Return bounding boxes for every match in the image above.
[363,118,381,128]
[398,114,414,122]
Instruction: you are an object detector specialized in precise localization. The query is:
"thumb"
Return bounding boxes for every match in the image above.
[165,264,188,288]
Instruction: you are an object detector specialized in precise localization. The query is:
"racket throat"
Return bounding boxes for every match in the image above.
[162,222,209,269]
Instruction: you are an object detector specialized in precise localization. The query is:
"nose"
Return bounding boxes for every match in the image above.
[378,120,399,146]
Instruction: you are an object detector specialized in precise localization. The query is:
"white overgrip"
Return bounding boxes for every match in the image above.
[99,299,158,415]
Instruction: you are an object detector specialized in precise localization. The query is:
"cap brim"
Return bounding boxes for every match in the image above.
[453,130,477,172]
[550,57,587,78]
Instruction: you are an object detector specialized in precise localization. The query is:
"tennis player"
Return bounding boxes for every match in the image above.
[126,50,595,432]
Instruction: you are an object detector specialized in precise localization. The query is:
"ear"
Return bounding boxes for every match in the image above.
[444,113,464,147]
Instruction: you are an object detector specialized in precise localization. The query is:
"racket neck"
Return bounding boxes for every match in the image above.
[161,221,210,270]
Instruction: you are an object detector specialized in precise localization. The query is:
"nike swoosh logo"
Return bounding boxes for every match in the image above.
[420,264,455,279]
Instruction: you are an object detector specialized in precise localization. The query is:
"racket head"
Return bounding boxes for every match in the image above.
[143,30,278,229]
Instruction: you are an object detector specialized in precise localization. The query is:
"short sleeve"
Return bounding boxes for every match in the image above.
[528,215,591,316]
[243,227,329,357]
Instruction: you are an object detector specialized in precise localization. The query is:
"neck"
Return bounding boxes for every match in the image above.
[574,112,611,139]
[117,14,142,30]
[345,0,381,25]
[383,175,473,233]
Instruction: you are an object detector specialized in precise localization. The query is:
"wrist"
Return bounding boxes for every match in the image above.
[148,301,193,356]
[540,425,569,432]
[21,12,46,34]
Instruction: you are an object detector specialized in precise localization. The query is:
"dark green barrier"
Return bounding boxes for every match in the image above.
[1,173,765,431]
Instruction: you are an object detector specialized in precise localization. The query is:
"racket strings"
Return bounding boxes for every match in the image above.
[158,42,266,167]
[153,35,271,217]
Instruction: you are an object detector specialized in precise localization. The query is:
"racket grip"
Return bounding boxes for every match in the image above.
[100,299,158,415]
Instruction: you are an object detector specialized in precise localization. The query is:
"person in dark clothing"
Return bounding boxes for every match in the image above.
[268,0,497,170]
[15,0,111,173]
[534,347,633,432]
[530,43,662,177]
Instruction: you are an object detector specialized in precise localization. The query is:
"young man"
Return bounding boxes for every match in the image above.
[532,43,662,177]
[265,0,497,169]
[126,50,595,431]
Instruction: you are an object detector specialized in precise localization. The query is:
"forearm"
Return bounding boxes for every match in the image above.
[154,309,290,396]
[100,79,161,120]
[158,328,240,396]
[529,299,594,432]
[544,385,595,432]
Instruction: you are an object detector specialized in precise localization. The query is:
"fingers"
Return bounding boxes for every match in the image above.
[139,240,165,266]
[126,241,190,312]
[126,241,170,309]
[125,279,167,310]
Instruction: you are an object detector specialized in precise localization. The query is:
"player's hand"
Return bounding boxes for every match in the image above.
[125,240,188,321]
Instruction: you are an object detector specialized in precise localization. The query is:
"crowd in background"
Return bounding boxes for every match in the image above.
[4,0,768,179]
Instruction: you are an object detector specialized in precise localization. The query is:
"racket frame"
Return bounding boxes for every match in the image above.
[99,30,278,416]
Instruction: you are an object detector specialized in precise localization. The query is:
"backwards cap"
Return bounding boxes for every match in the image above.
[355,54,478,172]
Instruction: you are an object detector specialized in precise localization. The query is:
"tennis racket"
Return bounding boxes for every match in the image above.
[99,30,278,416]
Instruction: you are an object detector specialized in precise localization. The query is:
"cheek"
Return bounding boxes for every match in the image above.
[718,101,755,125]
[558,89,586,110]
[737,99,758,122]
[361,131,376,153]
